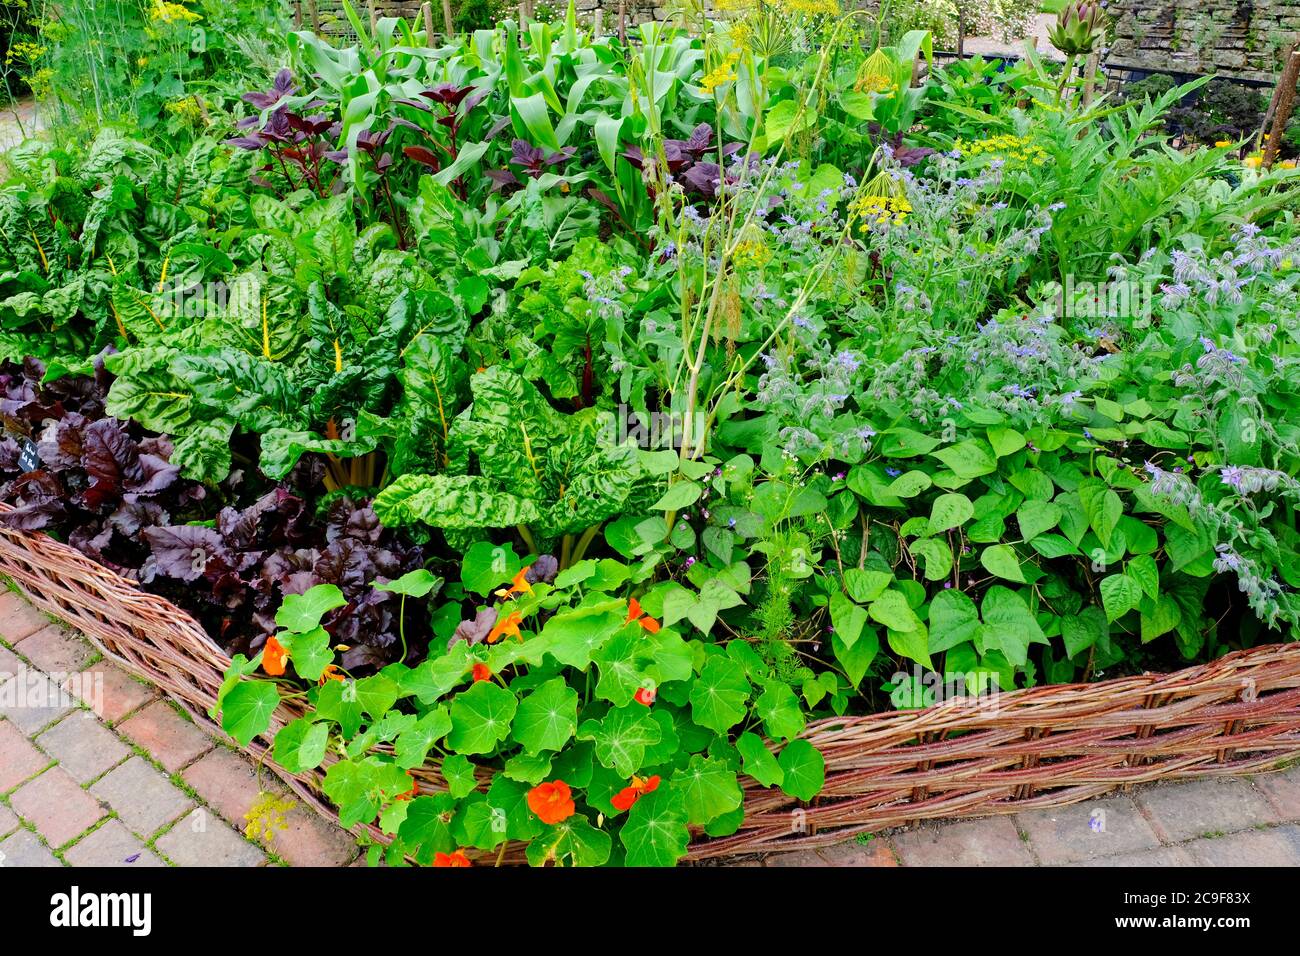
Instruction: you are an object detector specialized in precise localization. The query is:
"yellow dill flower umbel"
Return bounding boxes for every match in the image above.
[151,0,201,23]
[700,50,741,95]
[953,133,1048,169]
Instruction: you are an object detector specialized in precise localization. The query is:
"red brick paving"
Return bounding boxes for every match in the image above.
[10,766,106,848]
[1,592,357,868]
[118,700,214,772]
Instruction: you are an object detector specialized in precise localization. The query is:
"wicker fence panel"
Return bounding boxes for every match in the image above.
[2,502,1298,862]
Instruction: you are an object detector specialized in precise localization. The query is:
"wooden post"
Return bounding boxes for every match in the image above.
[309,0,320,34]
[441,0,454,36]
[618,0,627,45]
[294,0,303,28]
[368,0,378,33]
[1081,49,1101,107]
[1263,45,1300,169]
[518,2,528,28]
[593,8,603,38]
[1259,42,1297,151]
[422,1,434,43]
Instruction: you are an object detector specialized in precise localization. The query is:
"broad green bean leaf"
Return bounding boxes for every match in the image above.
[932,440,997,480]
[1079,478,1122,549]
[1100,573,1144,622]
[1016,500,1062,541]
[979,586,1044,666]
[834,629,878,687]
[980,544,1026,583]
[868,589,920,632]
[928,493,974,533]
[928,589,980,653]
[652,481,702,510]
[1061,606,1108,657]
[887,624,931,670]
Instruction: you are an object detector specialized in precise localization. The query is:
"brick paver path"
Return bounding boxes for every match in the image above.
[0,588,358,868]
[752,766,1300,867]
[4,586,1298,867]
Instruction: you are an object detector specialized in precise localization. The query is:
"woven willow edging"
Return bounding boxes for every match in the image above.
[2,503,1299,863]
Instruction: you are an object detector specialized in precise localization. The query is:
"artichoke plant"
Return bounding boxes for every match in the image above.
[1048,1,1107,57]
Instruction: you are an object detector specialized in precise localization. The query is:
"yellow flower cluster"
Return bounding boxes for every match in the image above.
[850,193,912,229]
[856,72,897,95]
[165,96,205,125]
[700,50,741,94]
[733,236,772,267]
[775,0,839,15]
[954,133,1048,168]
[4,39,47,65]
[150,0,201,23]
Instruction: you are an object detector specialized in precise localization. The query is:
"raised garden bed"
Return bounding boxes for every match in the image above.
[5,504,1298,861]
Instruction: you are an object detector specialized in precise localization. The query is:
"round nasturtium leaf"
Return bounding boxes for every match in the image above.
[755,682,806,742]
[671,755,743,826]
[221,681,280,747]
[440,753,480,799]
[526,815,612,867]
[578,705,662,777]
[273,717,330,773]
[512,677,580,754]
[447,680,518,755]
[777,739,826,802]
[737,731,784,788]
[620,788,690,867]
[275,583,346,633]
[687,656,751,734]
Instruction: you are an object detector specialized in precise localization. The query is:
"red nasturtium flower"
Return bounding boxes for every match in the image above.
[611,774,661,812]
[527,780,576,825]
[487,609,523,644]
[625,597,661,634]
[634,685,656,707]
[262,635,289,676]
[318,664,345,686]
[433,849,471,867]
[472,662,493,683]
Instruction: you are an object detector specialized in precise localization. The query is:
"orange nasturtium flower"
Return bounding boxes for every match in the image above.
[527,780,576,825]
[433,849,472,867]
[634,685,656,707]
[495,565,533,599]
[611,774,661,812]
[487,610,523,644]
[472,662,493,683]
[625,597,661,633]
[318,664,345,686]
[262,635,289,676]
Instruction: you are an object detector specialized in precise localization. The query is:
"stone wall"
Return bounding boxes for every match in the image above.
[1105,0,1300,83]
